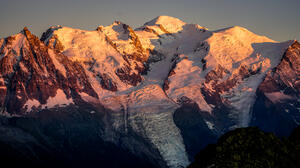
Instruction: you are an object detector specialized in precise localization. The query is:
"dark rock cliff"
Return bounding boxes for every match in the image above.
[251,41,300,136]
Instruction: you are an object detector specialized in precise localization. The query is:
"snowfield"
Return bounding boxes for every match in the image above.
[0,16,298,168]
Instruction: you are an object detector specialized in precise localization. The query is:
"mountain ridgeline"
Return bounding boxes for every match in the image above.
[188,126,300,168]
[0,16,299,168]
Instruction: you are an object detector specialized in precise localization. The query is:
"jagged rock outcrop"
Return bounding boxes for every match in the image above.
[0,16,299,168]
[0,27,97,115]
[42,23,148,91]
[251,41,300,136]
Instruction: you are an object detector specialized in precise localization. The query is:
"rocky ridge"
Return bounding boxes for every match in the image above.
[0,16,299,168]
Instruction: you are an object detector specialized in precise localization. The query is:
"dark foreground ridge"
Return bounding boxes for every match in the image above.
[0,16,300,168]
[0,104,160,168]
[188,126,300,168]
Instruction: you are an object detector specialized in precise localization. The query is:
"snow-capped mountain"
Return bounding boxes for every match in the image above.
[0,16,299,168]
[0,27,98,114]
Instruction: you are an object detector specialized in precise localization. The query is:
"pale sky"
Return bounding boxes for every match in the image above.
[0,0,299,41]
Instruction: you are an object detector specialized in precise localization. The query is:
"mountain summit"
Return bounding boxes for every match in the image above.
[143,16,186,33]
[0,16,299,168]
[145,16,185,25]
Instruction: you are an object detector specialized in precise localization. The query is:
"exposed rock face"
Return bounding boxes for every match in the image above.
[0,28,97,115]
[41,25,65,53]
[251,41,300,136]
[42,23,148,92]
[115,64,143,86]
[98,73,118,91]
[0,16,300,168]
[99,22,147,86]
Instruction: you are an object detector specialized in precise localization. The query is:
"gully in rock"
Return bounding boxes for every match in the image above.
[0,15,299,168]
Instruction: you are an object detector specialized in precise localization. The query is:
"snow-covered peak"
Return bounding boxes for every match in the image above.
[2,16,300,168]
[101,21,132,41]
[50,25,63,29]
[205,26,277,70]
[100,21,148,62]
[0,33,26,63]
[42,26,120,61]
[143,16,186,33]
[40,25,63,33]
[0,27,41,63]
[113,20,126,26]
[164,24,293,127]
[214,26,274,42]
[41,24,147,94]
[145,16,186,26]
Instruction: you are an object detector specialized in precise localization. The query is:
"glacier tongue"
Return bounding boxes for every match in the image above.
[130,106,190,168]
[38,17,296,166]
[164,25,294,128]
[101,84,190,168]
[1,16,298,168]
